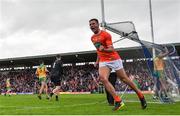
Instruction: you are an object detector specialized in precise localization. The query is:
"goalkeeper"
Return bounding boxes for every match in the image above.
[153,47,169,100]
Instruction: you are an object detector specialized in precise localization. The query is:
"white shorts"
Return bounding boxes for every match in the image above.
[99,59,124,71]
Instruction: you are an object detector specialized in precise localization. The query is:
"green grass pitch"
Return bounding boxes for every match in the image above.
[0,94,180,115]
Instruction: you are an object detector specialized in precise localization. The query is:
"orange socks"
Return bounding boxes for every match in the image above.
[137,91,144,99]
[114,95,122,102]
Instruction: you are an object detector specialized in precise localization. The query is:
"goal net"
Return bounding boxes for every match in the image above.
[103,21,180,103]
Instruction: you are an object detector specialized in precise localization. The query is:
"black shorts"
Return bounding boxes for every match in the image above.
[51,75,61,86]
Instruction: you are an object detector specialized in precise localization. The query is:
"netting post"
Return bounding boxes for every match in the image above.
[101,0,106,31]
[149,0,155,58]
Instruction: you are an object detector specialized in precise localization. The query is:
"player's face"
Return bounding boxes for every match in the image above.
[89,20,99,34]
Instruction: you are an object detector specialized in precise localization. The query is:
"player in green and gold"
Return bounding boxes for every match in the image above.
[5,78,11,96]
[35,60,49,100]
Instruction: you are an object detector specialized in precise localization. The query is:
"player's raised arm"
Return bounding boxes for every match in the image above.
[158,47,169,58]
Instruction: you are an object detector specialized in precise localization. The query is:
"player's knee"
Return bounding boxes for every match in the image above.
[120,76,129,83]
[99,76,108,84]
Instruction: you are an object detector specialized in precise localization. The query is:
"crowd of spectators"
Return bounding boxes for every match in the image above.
[0,61,154,94]
[0,70,35,93]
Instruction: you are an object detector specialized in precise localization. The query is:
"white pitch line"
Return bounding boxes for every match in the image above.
[0,100,161,111]
[0,101,104,110]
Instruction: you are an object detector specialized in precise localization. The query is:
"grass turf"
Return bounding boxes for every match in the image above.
[0,94,180,115]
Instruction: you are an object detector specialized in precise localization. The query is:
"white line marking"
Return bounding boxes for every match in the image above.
[0,99,161,111]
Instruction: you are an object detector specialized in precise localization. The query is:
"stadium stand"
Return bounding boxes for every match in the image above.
[0,43,179,94]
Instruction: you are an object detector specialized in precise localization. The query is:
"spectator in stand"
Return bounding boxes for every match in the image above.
[0,61,154,94]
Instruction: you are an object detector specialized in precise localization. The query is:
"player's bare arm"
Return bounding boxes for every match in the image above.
[99,45,115,52]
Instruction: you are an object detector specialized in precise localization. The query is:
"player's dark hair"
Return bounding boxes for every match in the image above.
[39,60,44,64]
[56,54,61,59]
[89,18,99,24]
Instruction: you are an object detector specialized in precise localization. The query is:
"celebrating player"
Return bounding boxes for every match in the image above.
[89,18,147,111]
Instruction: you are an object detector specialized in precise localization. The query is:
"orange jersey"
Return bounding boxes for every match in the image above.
[91,30,120,62]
